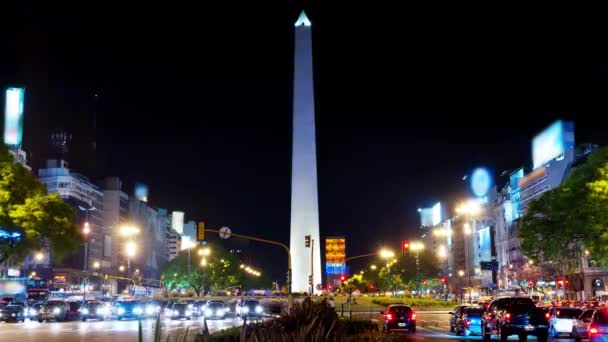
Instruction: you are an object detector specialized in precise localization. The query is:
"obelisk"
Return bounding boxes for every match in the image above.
[290,10,322,294]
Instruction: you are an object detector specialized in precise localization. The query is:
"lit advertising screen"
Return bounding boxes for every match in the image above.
[172,211,184,235]
[325,237,346,275]
[3,87,25,147]
[420,202,442,227]
[532,120,575,169]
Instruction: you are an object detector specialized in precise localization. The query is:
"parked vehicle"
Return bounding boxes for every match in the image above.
[0,304,27,323]
[482,297,549,342]
[38,300,70,322]
[168,303,192,320]
[449,305,469,333]
[203,301,228,320]
[382,304,416,333]
[237,299,263,319]
[572,308,595,342]
[549,307,583,338]
[79,301,109,321]
[454,307,484,336]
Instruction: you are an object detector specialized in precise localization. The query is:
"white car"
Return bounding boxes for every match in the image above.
[549,307,583,338]
[572,309,595,341]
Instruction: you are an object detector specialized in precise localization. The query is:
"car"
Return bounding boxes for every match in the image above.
[237,299,264,319]
[572,308,595,342]
[587,309,608,342]
[192,300,207,317]
[113,301,143,320]
[168,303,193,320]
[482,297,549,342]
[79,301,109,321]
[449,305,469,333]
[203,301,229,320]
[142,301,162,317]
[38,300,70,322]
[549,306,583,338]
[27,301,44,319]
[382,304,416,333]
[0,304,27,323]
[454,306,484,336]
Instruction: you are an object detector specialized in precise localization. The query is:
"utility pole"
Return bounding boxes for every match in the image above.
[310,239,314,295]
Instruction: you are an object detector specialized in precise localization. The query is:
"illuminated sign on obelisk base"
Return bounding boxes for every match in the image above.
[289,10,322,293]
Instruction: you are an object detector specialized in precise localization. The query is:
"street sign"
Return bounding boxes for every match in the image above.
[219,227,231,239]
[480,261,499,271]
[316,284,322,291]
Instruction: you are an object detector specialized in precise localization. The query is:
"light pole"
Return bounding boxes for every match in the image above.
[198,246,210,295]
[120,225,140,293]
[411,242,425,296]
[456,200,480,303]
[380,249,395,294]
[82,221,91,301]
[458,270,465,303]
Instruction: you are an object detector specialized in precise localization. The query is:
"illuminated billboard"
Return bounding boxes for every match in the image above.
[172,211,184,235]
[508,168,524,221]
[470,167,493,198]
[532,120,575,170]
[3,87,25,147]
[419,202,442,227]
[135,183,149,202]
[325,237,346,275]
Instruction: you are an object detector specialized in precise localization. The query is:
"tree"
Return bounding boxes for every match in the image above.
[519,147,608,267]
[161,243,242,296]
[0,144,81,264]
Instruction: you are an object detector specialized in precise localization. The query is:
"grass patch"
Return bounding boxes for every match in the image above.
[331,295,457,310]
[210,326,241,341]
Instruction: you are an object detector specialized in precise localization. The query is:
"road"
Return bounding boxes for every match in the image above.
[0,316,242,342]
[0,312,583,341]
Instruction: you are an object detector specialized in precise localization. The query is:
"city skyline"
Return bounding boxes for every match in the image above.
[3,3,608,280]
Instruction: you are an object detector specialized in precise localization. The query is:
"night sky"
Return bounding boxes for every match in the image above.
[3,3,608,280]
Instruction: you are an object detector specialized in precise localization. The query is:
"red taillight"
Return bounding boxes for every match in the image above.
[386,313,393,320]
[505,313,511,321]
[589,327,598,335]
[465,320,471,327]
[411,312,416,320]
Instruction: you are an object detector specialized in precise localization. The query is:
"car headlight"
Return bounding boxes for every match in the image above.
[133,307,143,315]
[172,310,178,316]
[242,307,249,313]
[255,306,263,313]
[185,310,192,316]
[96,308,106,315]
[117,307,126,315]
[29,308,38,316]
[204,309,213,317]
[156,306,161,313]
[145,306,155,315]
[188,304,193,309]
[53,308,61,314]
[81,308,90,315]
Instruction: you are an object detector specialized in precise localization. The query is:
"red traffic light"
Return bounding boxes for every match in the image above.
[402,240,410,256]
[440,277,446,284]
[340,275,345,282]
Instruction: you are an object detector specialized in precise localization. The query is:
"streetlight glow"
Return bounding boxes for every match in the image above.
[35,252,44,261]
[93,261,100,269]
[119,265,125,272]
[458,270,465,277]
[126,241,136,257]
[463,223,472,235]
[379,249,395,259]
[120,225,140,237]
[437,245,447,259]
[456,199,482,216]
[410,241,424,251]
[201,258,207,266]
[83,222,91,235]
[370,264,377,270]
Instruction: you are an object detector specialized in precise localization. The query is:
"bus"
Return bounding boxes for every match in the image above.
[26,278,50,302]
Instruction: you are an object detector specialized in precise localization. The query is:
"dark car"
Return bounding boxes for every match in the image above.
[449,305,469,333]
[80,301,109,321]
[39,300,70,322]
[192,300,207,317]
[168,303,192,320]
[382,304,416,333]
[113,301,143,320]
[204,301,228,320]
[0,304,27,323]
[588,309,608,342]
[454,307,484,336]
[482,297,549,342]
[237,299,263,319]
[65,301,81,321]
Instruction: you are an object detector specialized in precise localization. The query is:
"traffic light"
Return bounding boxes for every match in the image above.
[305,235,311,248]
[528,280,535,287]
[402,240,410,256]
[308,275,313,286]
[440,276,446,284]
[340,275,346,283]
[197,221,205,242]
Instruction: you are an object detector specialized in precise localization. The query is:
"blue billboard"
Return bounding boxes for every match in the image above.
[3,87,25,148]
[470,167,493,198]
[508,168,524,221]
[532,120,575,170]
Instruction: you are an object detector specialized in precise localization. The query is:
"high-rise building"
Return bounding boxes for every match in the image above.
[166,228,180,261]
[38,159,107,289]
[129,200,170,280]
[289,10,322,293]
[102,177,129,267]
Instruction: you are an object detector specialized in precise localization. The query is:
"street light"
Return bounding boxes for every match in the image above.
[93,261,100,269]
[35,252,44,262]
[458,270,465,303]
[380,248,395,294]
[119,265,125,272]
[370,264,377,270]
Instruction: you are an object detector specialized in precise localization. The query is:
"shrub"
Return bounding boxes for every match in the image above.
[371,297,457,309]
